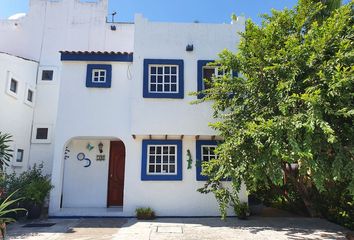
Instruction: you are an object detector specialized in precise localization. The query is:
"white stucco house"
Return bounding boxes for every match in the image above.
[0,0,246,217]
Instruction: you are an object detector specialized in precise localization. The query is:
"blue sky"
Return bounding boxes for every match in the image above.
[0,0,298,24]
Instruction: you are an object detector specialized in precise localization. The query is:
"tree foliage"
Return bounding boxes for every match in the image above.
[196,0,353,218]
[0,133,12,168]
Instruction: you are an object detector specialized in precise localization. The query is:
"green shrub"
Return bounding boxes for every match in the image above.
[0,164,53,205]
[232,202,249,220]
[135,207,155,220]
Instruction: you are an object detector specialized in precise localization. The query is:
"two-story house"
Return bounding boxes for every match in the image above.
[0,0,246,217]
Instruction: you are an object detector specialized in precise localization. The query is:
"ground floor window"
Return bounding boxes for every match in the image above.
[141,140,182,181]
[196,140,217,181]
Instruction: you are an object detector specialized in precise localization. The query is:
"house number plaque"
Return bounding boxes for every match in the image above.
[96,154,106,161]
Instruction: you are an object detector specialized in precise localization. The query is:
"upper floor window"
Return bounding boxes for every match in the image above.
[24,84,35,107]
[197,60,237,99]
[31,124,52,144]
[141,140,182,181]
[143,59,184,99]
[38,66,57,84]
[92,69,107,83]
[6,72,19,99]
[86,64,112,88]
[36,128,48,140]
[42,70,54,81]
[10,79,18,93]
[27,89,33,102]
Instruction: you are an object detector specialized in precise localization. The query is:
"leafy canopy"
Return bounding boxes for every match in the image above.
[196,0,354,216]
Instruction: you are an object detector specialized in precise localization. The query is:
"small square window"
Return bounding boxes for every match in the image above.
[10,79,17,93]
[42,70,54,81]
[36,128,48,140]
[141,140,182,181]
[86,64,112,88]
[32,125,52,143]
[16,149,24,163]
[27,89,33,102]
[92,69,106,83]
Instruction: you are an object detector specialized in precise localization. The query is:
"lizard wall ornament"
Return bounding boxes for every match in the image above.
[187,149,193,169]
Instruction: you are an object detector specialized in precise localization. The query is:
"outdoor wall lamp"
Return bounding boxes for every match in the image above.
[98,142,104,153]
[186,44,194,52]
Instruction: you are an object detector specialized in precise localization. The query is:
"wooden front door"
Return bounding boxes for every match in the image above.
[107,141,125,206]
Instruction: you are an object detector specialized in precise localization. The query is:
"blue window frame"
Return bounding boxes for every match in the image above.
[141,140,182,181]
[86,64,112,88]
[196,140,218,181]
[197,60,238,99]
[197,60,214,99]
[143,59,184,99]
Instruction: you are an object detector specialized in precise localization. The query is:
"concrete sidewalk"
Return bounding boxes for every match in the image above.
[7,217,349,240]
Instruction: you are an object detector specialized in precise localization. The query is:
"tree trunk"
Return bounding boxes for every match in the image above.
[283,164,321,217]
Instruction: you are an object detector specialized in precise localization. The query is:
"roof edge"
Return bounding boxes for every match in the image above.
[60,51,133,62]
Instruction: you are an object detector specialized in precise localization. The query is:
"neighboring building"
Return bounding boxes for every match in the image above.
[0,0,246,217]
[0,52,38,171]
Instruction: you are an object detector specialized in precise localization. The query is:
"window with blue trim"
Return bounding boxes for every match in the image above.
[197,60,237,99]
[143,59,184,98]
[196,140,218,181]
[86,64,112,88]
[141,140,182,181]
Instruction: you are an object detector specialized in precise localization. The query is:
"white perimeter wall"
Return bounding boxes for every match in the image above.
[0,53,38,172]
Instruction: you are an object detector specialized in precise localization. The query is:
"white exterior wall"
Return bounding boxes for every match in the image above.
[131,14,244,135]
[49,60,134,214]
[0,0,134,174]
[62,139,111,208]
[49,15,246,217]
[0,53,38,171]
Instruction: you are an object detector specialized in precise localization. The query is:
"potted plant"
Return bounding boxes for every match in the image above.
[23,177,52,219]
[233,202,250,220]
[135,207,155,220]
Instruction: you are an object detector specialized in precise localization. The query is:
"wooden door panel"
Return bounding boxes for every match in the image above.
[107,141,125,206]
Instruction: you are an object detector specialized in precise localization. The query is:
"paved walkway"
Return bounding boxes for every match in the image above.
[7,217,349,240]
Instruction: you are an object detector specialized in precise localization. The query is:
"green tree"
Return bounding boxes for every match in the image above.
[196,0,353,217]
[0,133,12,168]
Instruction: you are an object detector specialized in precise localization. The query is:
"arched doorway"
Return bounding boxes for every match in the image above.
[61,137,126,208]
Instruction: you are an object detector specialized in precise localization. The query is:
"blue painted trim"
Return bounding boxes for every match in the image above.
[141,140,182,181]
[197,60,214,99]
[86,64,112,88]
[61,53,133,62]
[196,140,231,181]
[197,60,238,99]
[196,140,217,181]
[143,59,184,99]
